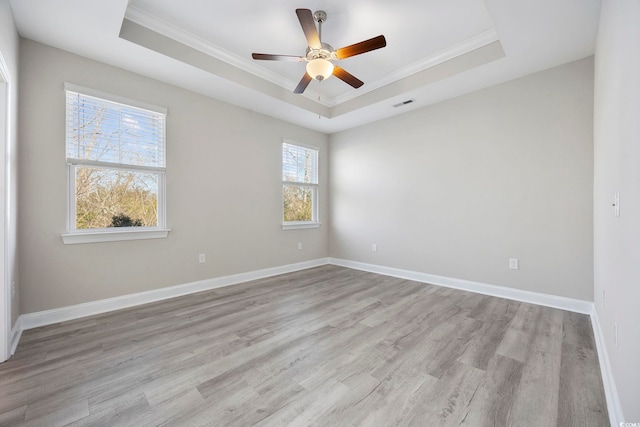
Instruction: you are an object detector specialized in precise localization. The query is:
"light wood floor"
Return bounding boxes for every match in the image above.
[0,265,609,426]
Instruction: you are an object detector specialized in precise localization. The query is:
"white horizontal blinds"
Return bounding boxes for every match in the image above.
[66,90,166,170]
[282,142,318,184]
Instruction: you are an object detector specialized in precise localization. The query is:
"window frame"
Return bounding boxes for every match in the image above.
[61,83,170,244]
[281,140,320,230]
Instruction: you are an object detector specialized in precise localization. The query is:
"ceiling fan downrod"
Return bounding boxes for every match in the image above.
[314,10,327,42]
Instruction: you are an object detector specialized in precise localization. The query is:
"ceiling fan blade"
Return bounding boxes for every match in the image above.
[294,73,313,94]
[296,9,321,50]
[252,53,303,62]
[333,66,364,89]
[335,35,387,59]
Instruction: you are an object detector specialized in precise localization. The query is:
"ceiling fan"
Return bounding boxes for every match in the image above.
[252,9,387,94]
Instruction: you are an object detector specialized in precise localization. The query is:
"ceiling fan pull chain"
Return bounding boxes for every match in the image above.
[318,81,322,119]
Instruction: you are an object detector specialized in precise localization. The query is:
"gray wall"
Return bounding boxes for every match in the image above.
[329,57,594,301]
[0,0,19,329]
[18,40,329,314]
[11,10,635,419]
[594,0,640,420]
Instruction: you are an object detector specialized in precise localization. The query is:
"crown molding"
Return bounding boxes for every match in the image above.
[124,5,325,100]
[124,5,498,109]
[328,28,500,107]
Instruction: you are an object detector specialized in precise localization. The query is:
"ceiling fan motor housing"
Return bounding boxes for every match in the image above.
[305,43,336,61]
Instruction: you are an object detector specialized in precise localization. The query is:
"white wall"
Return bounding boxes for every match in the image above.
[594,0,640,421]
[18,40,328,314]
[0,0,19,332]
[329,57,594,301]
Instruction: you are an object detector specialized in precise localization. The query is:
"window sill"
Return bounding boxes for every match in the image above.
[61,228,170,244]
[282,222,321,230]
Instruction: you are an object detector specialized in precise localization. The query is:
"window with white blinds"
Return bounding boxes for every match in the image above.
[282,141,319,228]
[65,88,166,170]
[282,142,318,185]
[63,84,168,241]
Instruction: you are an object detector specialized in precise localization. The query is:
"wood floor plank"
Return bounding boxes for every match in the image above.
[495,303,543,363]
[68,392,150,427]
[505,307,564,426]
[224,376,306,426]
[401,360,487,427]
[336,360,438,426]
[0,405,26,425]
[457,354,524,426]
[0,265,609,426]
[457,298,519,370]
[22,399,89,427]
[253,378,350,427]
[556,312,609,427]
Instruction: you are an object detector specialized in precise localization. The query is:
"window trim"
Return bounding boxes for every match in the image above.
[62,84,169,244]
[282,221,320,230]
[61,228,170,245]
[281,140,320,230]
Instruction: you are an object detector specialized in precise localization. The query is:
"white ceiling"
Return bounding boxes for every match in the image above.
[9,0,601,134]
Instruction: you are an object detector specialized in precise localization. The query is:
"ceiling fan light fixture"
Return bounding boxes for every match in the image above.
[306,58,334,81]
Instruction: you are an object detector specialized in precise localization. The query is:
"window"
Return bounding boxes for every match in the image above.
[282,141,319,229]
[62,83,168,244]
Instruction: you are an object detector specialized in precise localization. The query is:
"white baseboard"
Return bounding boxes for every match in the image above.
[330,258,626,424]
[329,258,593,314]
[12,256,621,423]
[590,307,624,426]
[19,257,593,332]
[19,258,330,331]
[10,317,22,356]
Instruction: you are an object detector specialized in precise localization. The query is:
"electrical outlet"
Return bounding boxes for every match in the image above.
[372,244,377,252]
[614,192,620,217]
[11,281,15,298]
[297,242,302,250]
[509,258,519,269]
[198,253,206,264]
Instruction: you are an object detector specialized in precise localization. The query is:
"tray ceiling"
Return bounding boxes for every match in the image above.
[9,0,601,133]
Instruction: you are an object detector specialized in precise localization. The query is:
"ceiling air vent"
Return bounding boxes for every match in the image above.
[393,99,415,108]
